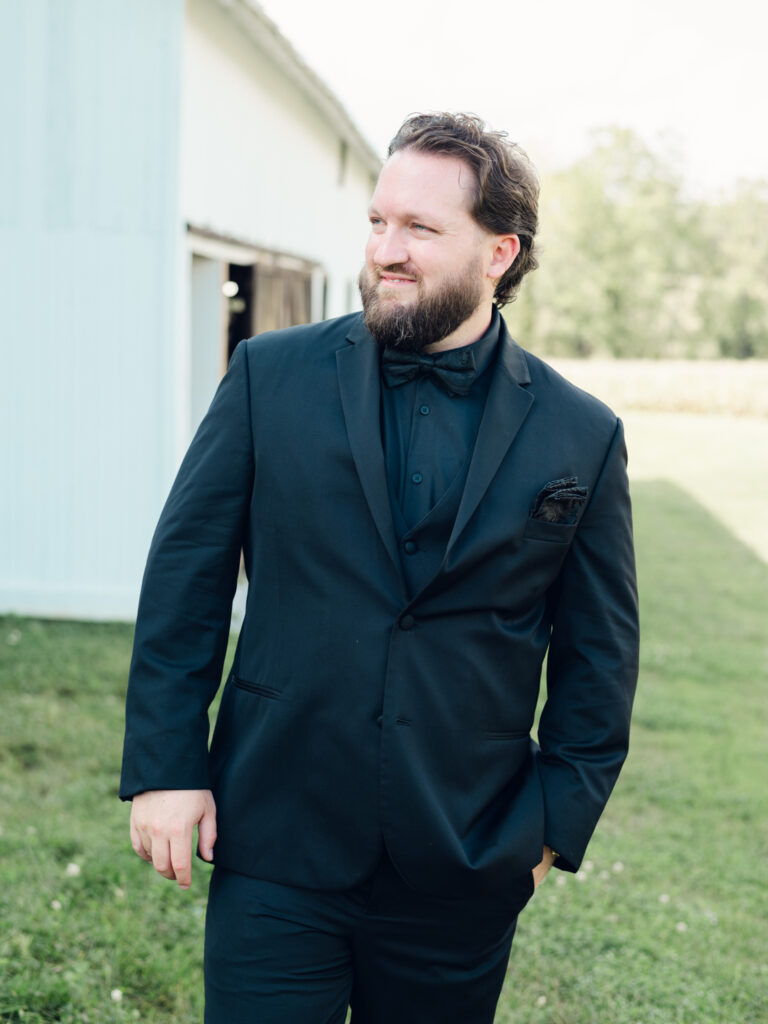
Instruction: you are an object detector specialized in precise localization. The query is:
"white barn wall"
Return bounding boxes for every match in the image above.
[181,0,376,321]
[0,0,380,622]
[0,1,185,620]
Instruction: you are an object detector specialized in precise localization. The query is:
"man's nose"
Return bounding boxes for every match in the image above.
[372,227,408,269]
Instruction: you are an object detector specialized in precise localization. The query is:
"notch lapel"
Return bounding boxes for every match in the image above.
[446,325,534,556]
[336,320,403,580]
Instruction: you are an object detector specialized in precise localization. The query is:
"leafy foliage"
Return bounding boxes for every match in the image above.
[509,128,768,359]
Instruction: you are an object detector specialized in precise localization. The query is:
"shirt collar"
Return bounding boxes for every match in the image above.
[452,304,501,383]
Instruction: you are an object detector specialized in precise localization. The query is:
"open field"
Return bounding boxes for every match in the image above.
[1,469,767,1022]
[546,359,768,419]
[624,411,768,565]
[545,359,768,564]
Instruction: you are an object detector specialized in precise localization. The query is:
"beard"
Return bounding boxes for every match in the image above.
[358,259,484,353]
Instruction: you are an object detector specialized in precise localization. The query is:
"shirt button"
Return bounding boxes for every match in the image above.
[399,614,415,630]
[411,472,423,485]
[376,714,383,728]
[403,539,417,555]
[419,404,430,416]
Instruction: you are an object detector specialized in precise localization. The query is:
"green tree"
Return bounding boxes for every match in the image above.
[507,128,768,359]
[696,181,768,358]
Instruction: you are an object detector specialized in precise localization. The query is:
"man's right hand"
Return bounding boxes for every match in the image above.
[129,789,217,890]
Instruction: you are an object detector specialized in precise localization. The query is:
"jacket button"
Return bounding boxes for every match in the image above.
[399,614,415,630]
[376,714,383,728]
[403,539,417,555]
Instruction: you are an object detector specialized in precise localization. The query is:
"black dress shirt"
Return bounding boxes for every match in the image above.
[381,307,502,530]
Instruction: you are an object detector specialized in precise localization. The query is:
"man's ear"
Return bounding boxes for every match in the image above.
[488,234,520,282]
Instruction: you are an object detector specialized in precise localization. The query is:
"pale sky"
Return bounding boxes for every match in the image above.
[258,0,767,196]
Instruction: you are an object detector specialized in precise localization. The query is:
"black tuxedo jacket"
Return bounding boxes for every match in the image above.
[121,312,638,906]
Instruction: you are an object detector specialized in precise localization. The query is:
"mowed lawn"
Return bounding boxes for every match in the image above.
[1,481,766,1023]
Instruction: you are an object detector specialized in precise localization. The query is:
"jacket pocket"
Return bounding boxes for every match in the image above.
[233,675,284,700]
[523,518,578,543]
[482,728,530,741]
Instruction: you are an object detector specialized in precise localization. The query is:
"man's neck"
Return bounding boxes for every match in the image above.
[423,301,495,354]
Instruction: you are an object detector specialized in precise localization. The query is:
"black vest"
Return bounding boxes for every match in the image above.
[390,454,472,598]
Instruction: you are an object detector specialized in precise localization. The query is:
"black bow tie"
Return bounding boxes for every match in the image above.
[381,346,477,397]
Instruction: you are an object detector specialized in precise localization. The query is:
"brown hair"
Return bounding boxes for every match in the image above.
[387,112,539,306]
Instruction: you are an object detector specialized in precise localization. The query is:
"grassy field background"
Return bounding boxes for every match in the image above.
[2,371,767,1022]
[549,357,768,563]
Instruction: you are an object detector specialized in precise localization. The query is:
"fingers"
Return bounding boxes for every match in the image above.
[129,818,152,863]
[147,836,176,881]
[168,824,194,889]
[128,789,216,888]
[141,818,189,886]
[197,805,217,862]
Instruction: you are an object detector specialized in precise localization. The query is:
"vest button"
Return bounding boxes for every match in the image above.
[399,614,415,631]
[403,539,417,555]
[376,714,383,728]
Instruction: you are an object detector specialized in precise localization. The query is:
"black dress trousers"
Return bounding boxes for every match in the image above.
[204,849,528,1024]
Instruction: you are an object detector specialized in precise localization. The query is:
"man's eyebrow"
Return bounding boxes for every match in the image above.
[367,205,443,228]
[404,211,437,224]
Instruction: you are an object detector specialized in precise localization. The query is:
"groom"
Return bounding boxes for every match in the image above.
[122,112,639,1023]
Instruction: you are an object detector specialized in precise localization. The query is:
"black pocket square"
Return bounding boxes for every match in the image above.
[530,477,588,525]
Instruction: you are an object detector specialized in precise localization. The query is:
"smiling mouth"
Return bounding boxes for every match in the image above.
[378,273,417,286]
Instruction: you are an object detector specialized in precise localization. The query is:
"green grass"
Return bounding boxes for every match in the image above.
[1,480,766,1023]
[499,480,768,1023]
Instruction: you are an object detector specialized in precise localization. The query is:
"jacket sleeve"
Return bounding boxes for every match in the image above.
[537,418,639,871]
[119,340,254,799]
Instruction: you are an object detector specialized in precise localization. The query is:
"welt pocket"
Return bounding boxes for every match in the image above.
[523,518,578,543]
[233,676,284,700]
[482,729,530,741]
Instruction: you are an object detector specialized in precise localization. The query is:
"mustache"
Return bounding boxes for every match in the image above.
[376,263,420,281]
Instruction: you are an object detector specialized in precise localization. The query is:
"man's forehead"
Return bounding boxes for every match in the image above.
[372,150,476,216]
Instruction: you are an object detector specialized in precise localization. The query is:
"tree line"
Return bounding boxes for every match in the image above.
[507,128,768,359]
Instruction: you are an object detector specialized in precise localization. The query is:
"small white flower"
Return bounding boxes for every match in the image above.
[659,893,670,904]
[114,888,126,901]
[675,921,687,933]
[111,989,123,1003]
[536,995,547,1008]
[51,899,62,911]
[612,861,624,873]
[583,860,594,873]
[575,870,588,882]
[599,870,610,880]
[65,863,81,878]
[26,826,37,836]
[606,913,619,923]
[6,629,22,645]
[555,874,566,887]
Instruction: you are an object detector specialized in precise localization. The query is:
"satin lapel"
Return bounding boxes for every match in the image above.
[336,322,403,578]
[446,326,534,556]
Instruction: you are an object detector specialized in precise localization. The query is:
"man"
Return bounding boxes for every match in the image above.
[121,112,638,1023]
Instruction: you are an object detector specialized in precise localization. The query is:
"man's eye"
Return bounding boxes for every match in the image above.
[412,223,433,233]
